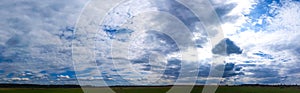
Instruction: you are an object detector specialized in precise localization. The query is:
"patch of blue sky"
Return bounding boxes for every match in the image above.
[0,70,4,74]
[241,0,282,32]
[102,25,134,40]
[57,70,76,79]
[252,51,274,59]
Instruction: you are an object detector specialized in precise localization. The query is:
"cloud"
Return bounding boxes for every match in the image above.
[2,0,299,86]
[0,0,242,85]
[223,0,300,84]
[0,0,86,84]
[212,38,243,55]
[222,63,244,77]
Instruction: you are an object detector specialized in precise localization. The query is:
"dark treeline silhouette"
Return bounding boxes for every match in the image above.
[0,84,81,88]
[224,84,300,88]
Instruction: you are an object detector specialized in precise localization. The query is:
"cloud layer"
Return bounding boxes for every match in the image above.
[0,0,300,86]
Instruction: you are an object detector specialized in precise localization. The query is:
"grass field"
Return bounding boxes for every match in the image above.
[1,86,300,93]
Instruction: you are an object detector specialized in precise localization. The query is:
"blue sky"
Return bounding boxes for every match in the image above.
[0,0,300,86]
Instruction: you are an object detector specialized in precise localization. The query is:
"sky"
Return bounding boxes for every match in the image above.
[0,0,300,86]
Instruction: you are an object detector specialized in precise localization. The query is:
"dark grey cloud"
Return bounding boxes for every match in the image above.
[212,38,243,55]
[162,59,181,79]
[247,68,279,78]
[222,63,244,78]
[215,3,237,17]
[214,2,240,23]
[5,35,29,47]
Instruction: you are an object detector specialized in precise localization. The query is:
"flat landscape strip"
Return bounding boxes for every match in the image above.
[1,86,300,93]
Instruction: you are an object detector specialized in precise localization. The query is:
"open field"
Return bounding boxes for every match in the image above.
[1,86,300,93]
[0,88,83,93]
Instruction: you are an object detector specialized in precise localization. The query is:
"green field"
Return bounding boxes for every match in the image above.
[1,86,300,93]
